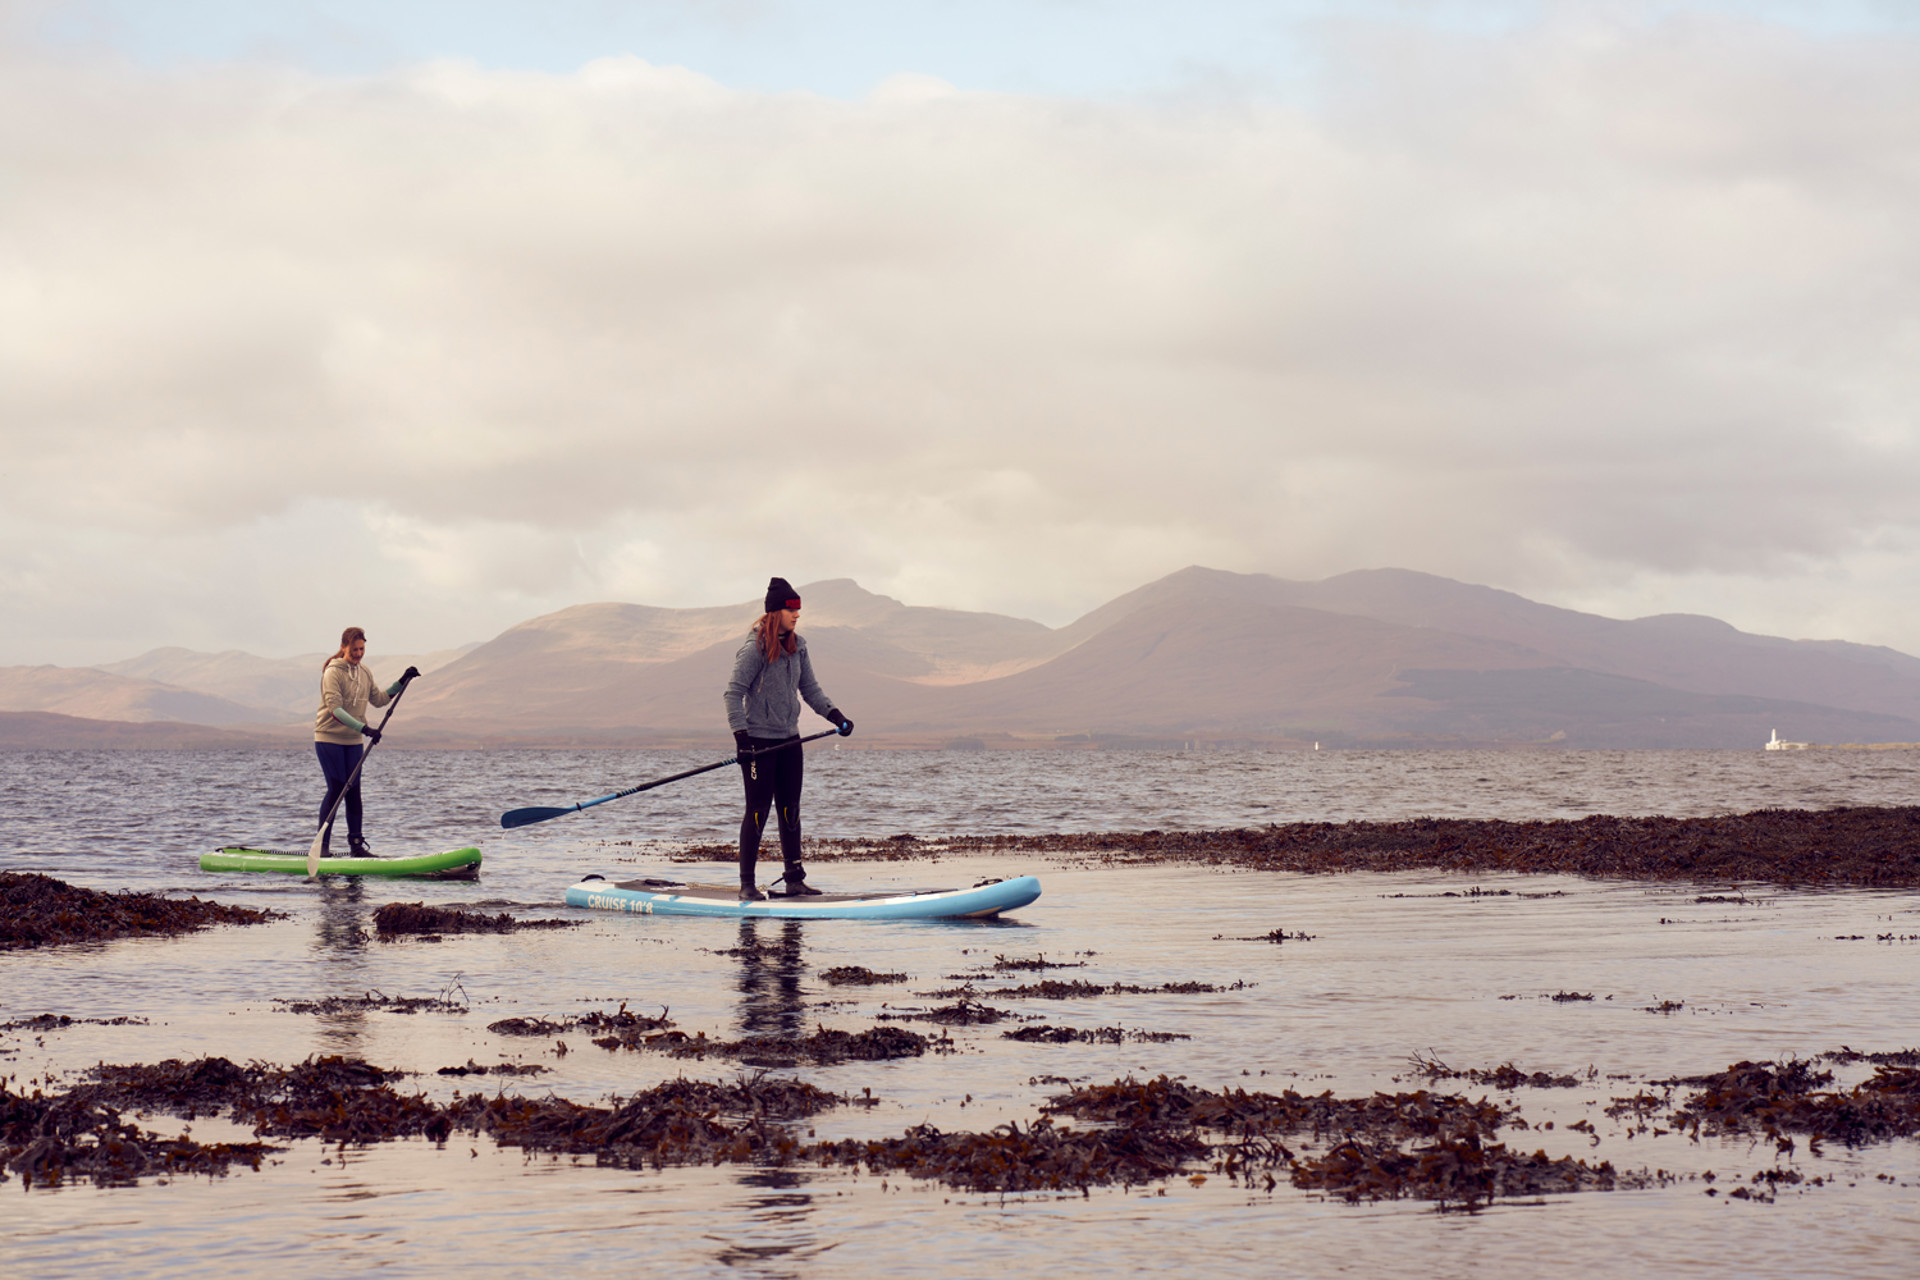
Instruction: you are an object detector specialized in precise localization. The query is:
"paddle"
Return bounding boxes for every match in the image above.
[500,727,843,829]
[307,674,416,879]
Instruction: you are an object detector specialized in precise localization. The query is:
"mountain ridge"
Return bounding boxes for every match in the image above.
[7,567,1919,749]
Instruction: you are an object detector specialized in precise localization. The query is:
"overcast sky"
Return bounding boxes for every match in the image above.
[4,0,1920,664]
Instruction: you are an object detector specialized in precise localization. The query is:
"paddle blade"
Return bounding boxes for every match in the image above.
[501,806,572,829]
[305,827,326,879]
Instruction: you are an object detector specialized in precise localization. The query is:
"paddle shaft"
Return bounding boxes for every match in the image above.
[500,727,843,829]
[307,676,413,877]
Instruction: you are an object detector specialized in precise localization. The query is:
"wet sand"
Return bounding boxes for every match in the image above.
[6,799,1920,1275]
[8,808,1920,1205]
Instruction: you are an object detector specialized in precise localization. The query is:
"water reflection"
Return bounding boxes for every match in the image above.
[313,876,372,1052]
[734,918,807,1039]
[710,1168,831,1277]
[315,876,372,953]
[716,919,822,1275]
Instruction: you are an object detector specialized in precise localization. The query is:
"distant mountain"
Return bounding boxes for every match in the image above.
[0,711,293,750]
[10,568,1920,748]
[0,641,482,732]
[97,643,480,717]
[390,567,1920,748]
[1272,568,1920,721]
[397,578,1074,733]
[0,665,285,726]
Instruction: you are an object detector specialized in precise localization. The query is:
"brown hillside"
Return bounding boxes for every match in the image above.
[0,665,284,726]
[36,567,1920,748]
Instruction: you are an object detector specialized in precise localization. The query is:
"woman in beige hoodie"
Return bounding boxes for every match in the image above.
[313,627,416,856]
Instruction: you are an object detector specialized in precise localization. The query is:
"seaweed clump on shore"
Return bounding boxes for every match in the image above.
[449,1077,844,1171]
[820,966,909,985]
[373,902,582,937]
[1288,1132,1616,1203]
[23,1051,1920,1203]
[1670,1058,1920,1145]
[924,978,1245,1001]
[1410,1055,1584,1089]
[490,1007,935,1062]
[638,1025,937,1066]
[7,1055,847,1186]
[1041,1074,1610,1206]
[80,1055,448,1143]
[0,1079,280,1188]
[880,999,1011,1026]
[4,1056,435,1188]
[1,872,281,952]
[808,1117,1210,1194]
[486,1004,674,1043]
[1004,1025,1190,1044]
[843,805,1920,887]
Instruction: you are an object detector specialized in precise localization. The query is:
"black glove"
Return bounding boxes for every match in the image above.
[401,665,422,685]
[826,709,853,737]
[734,730,753,756]
[362,725,383,745]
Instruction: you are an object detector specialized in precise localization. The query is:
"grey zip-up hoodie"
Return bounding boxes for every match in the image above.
[724,628,836,740]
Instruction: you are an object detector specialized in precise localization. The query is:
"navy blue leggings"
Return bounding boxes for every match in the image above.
[314,741,365,845]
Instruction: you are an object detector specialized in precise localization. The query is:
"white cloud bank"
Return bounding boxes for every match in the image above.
[3,11,1919,663]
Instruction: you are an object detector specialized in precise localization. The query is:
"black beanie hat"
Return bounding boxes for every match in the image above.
[765,577,801,613]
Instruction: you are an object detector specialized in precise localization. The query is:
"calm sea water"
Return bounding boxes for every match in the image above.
[4,748,1920,1278]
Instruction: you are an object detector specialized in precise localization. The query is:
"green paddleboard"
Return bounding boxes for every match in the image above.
[202,846,483,880]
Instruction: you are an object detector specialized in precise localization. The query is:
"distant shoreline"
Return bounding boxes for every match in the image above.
[1763,741,1920,751]
[9,709,1920,753]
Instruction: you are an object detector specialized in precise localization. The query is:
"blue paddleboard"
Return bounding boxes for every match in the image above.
[565,874,1041,920]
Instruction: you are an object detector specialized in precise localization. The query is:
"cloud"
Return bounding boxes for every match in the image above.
[3,10,1920,663]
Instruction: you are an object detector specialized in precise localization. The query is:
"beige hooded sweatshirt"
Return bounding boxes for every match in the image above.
[313,656,392,744]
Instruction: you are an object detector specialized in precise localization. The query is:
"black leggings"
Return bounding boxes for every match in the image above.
[738,736,804,882]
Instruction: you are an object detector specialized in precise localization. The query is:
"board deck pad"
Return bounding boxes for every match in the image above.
[202,846,483,880]
[565,874,1040,920]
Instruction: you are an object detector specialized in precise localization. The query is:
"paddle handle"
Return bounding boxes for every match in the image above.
[499,726,846,829]
[612,727,841,799]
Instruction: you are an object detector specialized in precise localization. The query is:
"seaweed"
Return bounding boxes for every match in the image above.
[807,1117,1210,1193]
[806,806,1920,887]
[1,872,280,952]
[373,902,582,936]
[1290,1132,1617,1203]
[277,991,468,1015]
[820,966,909,985]
[636,1025,935,1065]
[1408,1055,1583,1089]
[925,979,1247,1000]
[989,955,1086,972]
[1670,1058,1920,1145]
[17,1052,1907,1204]
[877,999,1011,1026]
[1003,1026,1191,1044]
[0,1079,280,1188]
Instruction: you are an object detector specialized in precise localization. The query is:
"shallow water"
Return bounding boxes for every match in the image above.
[4,748,1920,1277]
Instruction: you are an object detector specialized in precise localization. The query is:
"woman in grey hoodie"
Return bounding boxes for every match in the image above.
[722,578,853,899]
[312,627,416,856]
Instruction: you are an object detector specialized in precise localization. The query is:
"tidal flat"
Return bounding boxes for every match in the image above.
[5,749,1920,1275]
